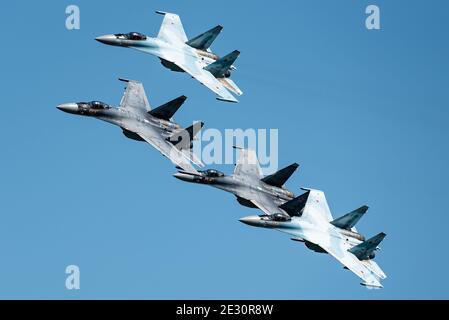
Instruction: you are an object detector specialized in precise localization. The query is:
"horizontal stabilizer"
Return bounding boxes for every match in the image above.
[331,206,369,230]
[349,232,386,261]
[262,163,299,187]
[205,50,240,78]
[279,191,310,217]
[148,95,187,120]
[186,25,223,50]
[168,122,204,150]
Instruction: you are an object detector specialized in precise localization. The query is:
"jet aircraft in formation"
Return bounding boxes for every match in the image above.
[96,11,242,103]
[58,10,387,288]
[174,148,387,288]
[57,78,203,174]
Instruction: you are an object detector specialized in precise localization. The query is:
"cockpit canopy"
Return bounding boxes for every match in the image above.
[202,169,225,178]
[78,101,110,110]
[115,32,147,41]
[262,213,291,222]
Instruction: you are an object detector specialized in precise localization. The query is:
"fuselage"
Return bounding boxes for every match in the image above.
[56,102,180,139]
[96,32,226,72]
[173,171,368,255]
[96,33,224,73]
[173,171,295,208]
[240,214,364,253]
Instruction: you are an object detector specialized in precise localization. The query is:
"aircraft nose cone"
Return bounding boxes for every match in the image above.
[95,34,117,45]
[57,103,79,114]
[239,215,261,227]
[173,172,195,183]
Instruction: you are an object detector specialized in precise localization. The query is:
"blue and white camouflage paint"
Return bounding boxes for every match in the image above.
[175,149,387,288]
[96,11,242,103]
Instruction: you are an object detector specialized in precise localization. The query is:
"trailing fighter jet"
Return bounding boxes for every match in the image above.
[57,78,204,174]
[96,11,242,103]
[173,147,299,213]
[174,148,387,288]
[239,190,387,288]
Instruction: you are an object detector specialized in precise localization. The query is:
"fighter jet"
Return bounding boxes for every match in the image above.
[239,189,387,288]
[96,11,242,103]
[174,148,387,288]
[173,147,299,213]
[57,78,204,174]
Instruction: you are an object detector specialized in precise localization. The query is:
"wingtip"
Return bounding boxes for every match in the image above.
[360,282,383,289]
[118,77,141,84]
[216,97,239,103]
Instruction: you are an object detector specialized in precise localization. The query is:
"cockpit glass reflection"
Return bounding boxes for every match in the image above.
[77,101,110,110]
[261,213,291,222]
[203,169,225,178]
[115,32,147,41]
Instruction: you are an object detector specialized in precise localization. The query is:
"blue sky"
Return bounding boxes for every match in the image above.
[0,0,448,299]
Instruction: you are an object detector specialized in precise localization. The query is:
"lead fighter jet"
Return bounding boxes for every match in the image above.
[57,79,204,174]
[96,11,242,103]
[174,148,387,288]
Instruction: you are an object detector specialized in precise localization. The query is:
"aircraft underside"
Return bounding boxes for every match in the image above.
[160,58,184,72]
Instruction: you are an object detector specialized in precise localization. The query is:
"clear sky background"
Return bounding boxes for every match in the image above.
[0,0,448,299]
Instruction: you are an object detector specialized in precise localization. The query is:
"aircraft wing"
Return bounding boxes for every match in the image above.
[301,229,384,288]
[167,122,205,168]
[185,149,204,168]
[361,259,387,280]
[119,79,150,115]
[218,78,243,96]
[250,194,283,216]
[152,38,238,102]
[131,124,200,174]
[321,239,383,288]
[233,148,262,179]
[155,11,188,44]
[177,58,239,103]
